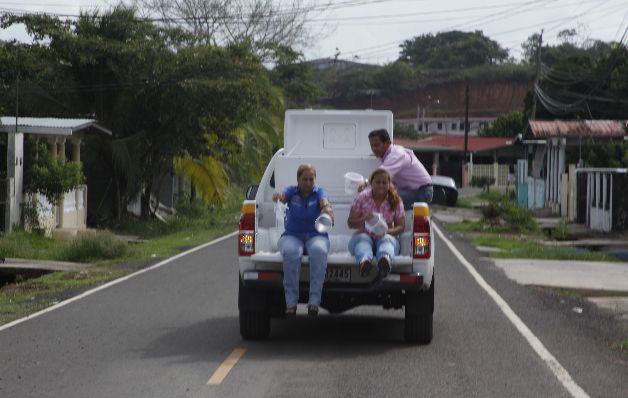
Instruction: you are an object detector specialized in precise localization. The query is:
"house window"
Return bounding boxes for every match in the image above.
[437,122,443,130]
[451,123,457,130]
[459,122,464,130]
[418,124,423,131]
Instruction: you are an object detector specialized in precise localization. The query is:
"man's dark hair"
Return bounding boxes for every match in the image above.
[368,128,391,143]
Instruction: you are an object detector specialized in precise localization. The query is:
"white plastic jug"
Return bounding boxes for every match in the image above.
[365,213,388,237]
[344,172,365,195]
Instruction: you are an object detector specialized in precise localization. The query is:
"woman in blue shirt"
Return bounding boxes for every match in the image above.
[272,164,334,316]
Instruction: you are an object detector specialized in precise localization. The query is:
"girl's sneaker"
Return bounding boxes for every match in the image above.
[377,255,391,278]
[359,258,373,276]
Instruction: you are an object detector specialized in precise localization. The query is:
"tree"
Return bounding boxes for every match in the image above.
[1,6,282,222]
[269,46,324,107]
[23,139,85,206]
[478,111,525,138]
[521,29,624,120]
[374,61,415,92]
[133,0,330,59]
[399,31,509,68]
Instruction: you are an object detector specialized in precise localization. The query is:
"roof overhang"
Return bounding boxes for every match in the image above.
[0,117,112,136]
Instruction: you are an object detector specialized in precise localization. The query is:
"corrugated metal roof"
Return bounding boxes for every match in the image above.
[0,116,112,136]
[397,135,514,153]
[528,120,627,138]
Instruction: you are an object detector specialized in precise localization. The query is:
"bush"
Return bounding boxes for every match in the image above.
[480,192,537,232]
[471,176,496,191]
[503,205,538,232]
[551,218,569,240]
[57,232,130,262]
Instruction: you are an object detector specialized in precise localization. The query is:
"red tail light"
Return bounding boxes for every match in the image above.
[239,202,256,256]
[412,204,431,259]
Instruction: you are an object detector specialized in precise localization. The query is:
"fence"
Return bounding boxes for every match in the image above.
[470,163,510,186]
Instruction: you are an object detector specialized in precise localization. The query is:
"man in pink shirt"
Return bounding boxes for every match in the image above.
[368,128,433,210]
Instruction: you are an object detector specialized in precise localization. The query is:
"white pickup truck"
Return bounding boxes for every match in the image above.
[238,109,434,343]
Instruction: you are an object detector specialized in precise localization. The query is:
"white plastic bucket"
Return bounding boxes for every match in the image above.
[365,213,388,236]
[344,172,365,195]
[314,213,333,233]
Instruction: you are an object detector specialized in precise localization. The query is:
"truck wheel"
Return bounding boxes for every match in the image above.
[239,310,270,340]
[404,276,434,344]
[239,277,270,340]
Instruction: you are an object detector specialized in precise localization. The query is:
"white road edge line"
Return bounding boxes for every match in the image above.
[433,223,589,398]
[0,231,238,332]
[207,348,246,385]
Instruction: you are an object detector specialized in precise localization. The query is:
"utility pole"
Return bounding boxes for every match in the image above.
[463,82,470,188]
[464,83,469,163]
[531,30,543,120]
[6,47,20,232]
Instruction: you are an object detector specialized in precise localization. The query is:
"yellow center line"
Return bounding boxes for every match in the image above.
[207,348,246,385]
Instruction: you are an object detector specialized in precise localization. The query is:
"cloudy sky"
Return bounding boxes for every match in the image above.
[1,0,627,64]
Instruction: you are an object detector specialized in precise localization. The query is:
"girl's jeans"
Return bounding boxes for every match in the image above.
[348,233,400,265]
[278,234,330,307]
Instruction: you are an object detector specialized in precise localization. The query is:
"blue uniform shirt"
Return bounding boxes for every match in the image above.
[282,185,328,240]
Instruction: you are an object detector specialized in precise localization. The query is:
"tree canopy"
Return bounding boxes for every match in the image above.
[399,30,509,68]
[478,111,525,138]
[522,30,627,120]
[0,6,283,221]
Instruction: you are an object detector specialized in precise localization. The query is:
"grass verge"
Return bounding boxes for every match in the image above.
[469,234,618,261]
[612,339,628,352]
[0,188,243,326]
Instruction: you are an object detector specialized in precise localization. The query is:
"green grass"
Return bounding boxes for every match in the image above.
[612,339,628,352]
[455,196,476,209]
[0,187,244,326]
[554,288,584,300]
[446,219,484,232]
[0,266,128,324]
[471,235,619,261]
[0,230,61,260]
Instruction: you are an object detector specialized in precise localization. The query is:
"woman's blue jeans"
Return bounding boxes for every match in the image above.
[278,234,330,307]
[348,233,400,265]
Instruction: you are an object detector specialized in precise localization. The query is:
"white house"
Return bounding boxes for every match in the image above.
[0,117,111,236]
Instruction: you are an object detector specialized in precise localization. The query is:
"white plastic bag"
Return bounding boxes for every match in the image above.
[274,201,287,228]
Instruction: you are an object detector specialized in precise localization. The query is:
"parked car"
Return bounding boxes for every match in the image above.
[431,175,458,206]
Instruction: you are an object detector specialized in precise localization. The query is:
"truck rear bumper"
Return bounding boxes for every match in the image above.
[241,270,426,293]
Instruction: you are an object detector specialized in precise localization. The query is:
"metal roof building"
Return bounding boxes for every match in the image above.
[528,120,627,138]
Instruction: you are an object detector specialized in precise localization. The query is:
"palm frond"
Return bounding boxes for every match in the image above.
[173,154,228,205]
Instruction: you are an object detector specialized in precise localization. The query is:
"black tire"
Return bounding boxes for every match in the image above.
[239,310,270,340]
[404,275,434,344]
[238,277,271,340]
[404,312,433,344]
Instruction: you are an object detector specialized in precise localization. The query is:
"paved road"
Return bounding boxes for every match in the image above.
[0,229,626,397]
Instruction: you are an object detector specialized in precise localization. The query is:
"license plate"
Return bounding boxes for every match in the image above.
[325,266,351,282]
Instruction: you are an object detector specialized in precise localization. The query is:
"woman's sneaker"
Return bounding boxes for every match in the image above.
[285,305,297,316]
[377,255,391,278]
[307,304,319,316]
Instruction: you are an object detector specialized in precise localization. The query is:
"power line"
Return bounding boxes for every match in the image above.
[325,0,626,62]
